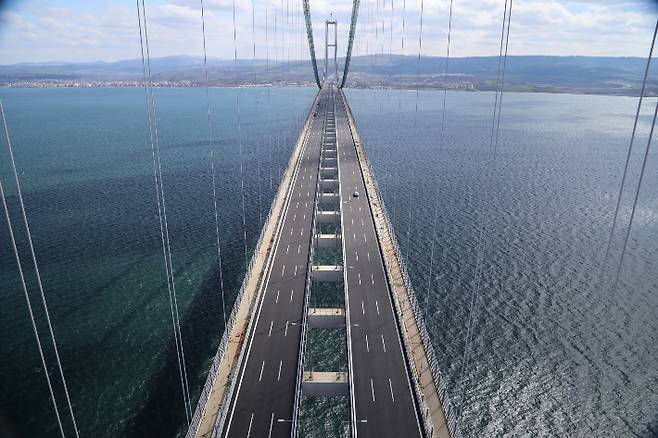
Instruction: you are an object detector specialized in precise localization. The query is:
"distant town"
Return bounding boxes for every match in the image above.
[1,55,656,96]
[1,80,311,88]
[1,78,478,91]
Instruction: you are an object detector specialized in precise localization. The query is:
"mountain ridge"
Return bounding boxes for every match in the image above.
[2,54,656,96]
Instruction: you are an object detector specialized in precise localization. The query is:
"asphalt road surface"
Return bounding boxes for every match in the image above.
[221,87,422,438]
[336,90,424,438]
[221,89,328,438]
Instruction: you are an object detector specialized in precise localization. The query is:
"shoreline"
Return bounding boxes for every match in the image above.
[0,83,652,98]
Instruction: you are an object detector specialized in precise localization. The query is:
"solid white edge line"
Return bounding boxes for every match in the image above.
[341,90,425,436]
[221,91,321,437]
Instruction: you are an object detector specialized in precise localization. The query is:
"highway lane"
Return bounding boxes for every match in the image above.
[336,90,424,438]
[221,89,329,438]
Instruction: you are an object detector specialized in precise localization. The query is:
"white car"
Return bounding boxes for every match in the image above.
[353,191,360,198]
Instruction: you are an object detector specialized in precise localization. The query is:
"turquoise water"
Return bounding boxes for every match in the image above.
[0,87,315,437]
[0,87,656,437]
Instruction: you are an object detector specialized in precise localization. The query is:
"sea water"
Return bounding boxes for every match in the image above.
[0,87,656,437]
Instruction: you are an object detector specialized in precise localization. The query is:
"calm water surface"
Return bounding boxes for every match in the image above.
[0,87,656,437]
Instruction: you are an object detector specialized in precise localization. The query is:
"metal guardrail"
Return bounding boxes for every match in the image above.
[362,141,463,438]
[186,92,321,438]
[185,190,272,438]
[339,89,463,438]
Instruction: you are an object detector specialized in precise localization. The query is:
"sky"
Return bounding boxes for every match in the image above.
[0,0,656,64]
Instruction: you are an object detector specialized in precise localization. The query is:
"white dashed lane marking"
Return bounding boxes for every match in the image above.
[258,361,265,382]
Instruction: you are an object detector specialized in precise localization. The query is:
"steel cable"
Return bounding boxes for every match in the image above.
[2,100,81,438]
[598,20,657,288]
[0,101,69,438]
[199,0,228,329]
[137,0,192,422]
[456,0,512,427]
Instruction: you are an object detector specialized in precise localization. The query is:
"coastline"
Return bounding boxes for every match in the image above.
[0,83,651,97]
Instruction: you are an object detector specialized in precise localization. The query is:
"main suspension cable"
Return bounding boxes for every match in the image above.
[340,0,361,88]
[302,0,322,87]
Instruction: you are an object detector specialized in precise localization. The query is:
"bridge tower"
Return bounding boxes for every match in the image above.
[324,17,338,84]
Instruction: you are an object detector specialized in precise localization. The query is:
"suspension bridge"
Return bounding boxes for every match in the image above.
[184,0,463,436]
[2,0,656,436]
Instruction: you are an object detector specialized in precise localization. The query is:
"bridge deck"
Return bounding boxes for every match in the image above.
[191,86,454,438]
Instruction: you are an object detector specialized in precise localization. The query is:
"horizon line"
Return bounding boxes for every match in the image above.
[0,53,649,68]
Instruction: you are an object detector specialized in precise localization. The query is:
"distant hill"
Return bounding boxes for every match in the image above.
[1,55,656,96]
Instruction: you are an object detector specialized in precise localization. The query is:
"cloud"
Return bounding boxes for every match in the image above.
[1,10,26,27]
[0,0,656,64]
[0,10,40,43]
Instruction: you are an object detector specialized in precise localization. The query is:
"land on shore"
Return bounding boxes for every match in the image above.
[2,55,656,96]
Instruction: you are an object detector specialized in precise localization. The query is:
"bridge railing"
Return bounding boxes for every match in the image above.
[186,92,320,438]
[360,151,463,438]
[186,188,275,437]
[339,90,462,438]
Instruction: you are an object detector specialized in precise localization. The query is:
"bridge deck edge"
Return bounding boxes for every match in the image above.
[339,89,458,438]
[188,90,322,438]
